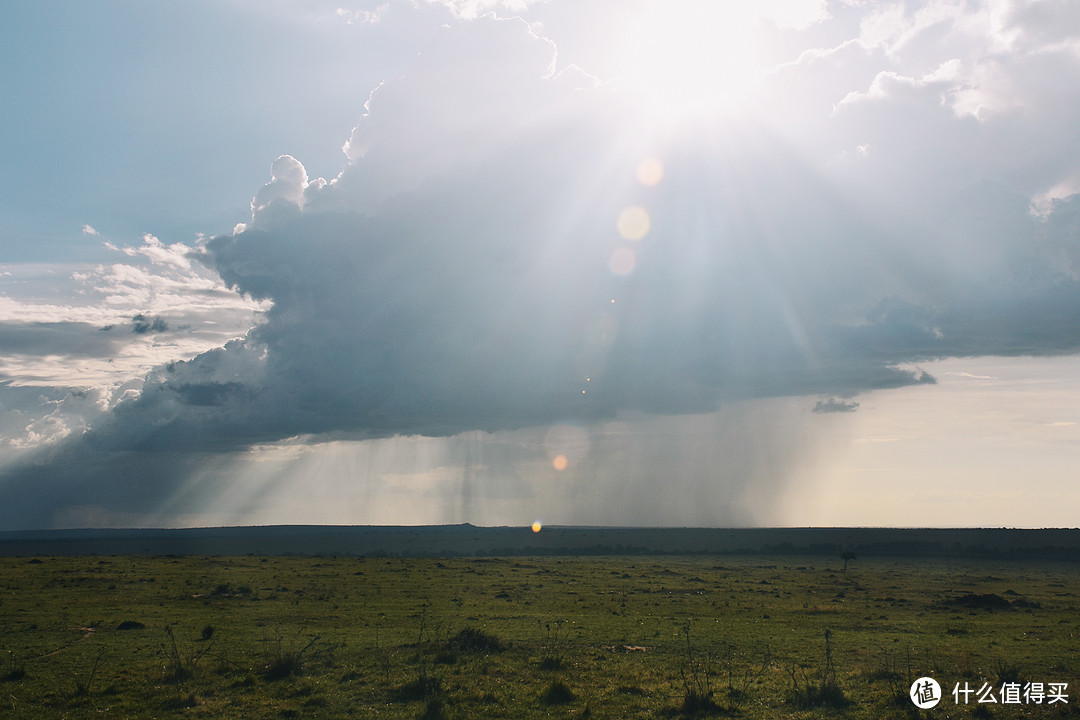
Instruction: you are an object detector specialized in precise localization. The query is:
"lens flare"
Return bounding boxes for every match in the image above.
[636,158,664,186]
[609,246,636,275]
[617,205,651,241]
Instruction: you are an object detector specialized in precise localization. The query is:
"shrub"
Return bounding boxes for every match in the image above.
[788,629,850,709]
[540,679,575,705]
[395,670,442,702]
[262,633,319,681]
[447,627,504,654]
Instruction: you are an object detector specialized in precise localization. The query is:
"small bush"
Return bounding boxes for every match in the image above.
[680,690,724,716]
[3,650,26,682]
[163,626,193,682]
[539,619,573,670]
[538,656,563,671]
[3,667,26,682]
[262,633,319,681]
[994,659,1022,685]
[419,697,448,720]
[788,629,849,709]
[789,679,850,709]
[264,654,303,681]
[541,680,575,705]
[395,671,442,702]
[447,627,504,654]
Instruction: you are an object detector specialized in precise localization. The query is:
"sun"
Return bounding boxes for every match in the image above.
[607,3,771,127]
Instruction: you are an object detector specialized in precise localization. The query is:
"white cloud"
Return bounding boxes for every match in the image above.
[1,386,110,451]
[250,154,311,228]
[121,234,193,271]
[857,2,909,51]
[833,58,963,111]
[0,239,267,394]
[760,0,830,30]
[1030,173,1080,220]
[418,0,536,20]
[81,224,99,236]
[333,5,388,25]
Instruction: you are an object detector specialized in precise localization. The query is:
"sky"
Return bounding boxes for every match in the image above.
[1,0,1079,530]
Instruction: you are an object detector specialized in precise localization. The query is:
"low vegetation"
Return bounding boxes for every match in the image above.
[0,554,1077,718]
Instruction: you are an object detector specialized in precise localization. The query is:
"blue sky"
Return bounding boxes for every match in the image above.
[1,0,1080,529]
[0,1,430,261]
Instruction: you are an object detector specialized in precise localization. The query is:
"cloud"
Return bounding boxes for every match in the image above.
[813,397,860,414]
[0,321,123,364]
[0,247,264,391]
[332,5,388,25]
[418,0,537,20]
[834,60,960,110]
[250,155,310,228]
[131,314,169,335]
[81,224,99,236]
[121,234,193,271]
[3,8,1080,528]
[0,386,108,451]
[1031,173,1080,220]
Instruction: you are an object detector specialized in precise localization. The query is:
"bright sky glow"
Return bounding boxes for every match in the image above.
[608,3,771,124]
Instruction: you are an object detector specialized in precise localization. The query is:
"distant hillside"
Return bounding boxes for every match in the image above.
[1,525,1078,559]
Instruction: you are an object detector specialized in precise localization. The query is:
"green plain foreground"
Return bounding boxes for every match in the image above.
[1,555,1078,719]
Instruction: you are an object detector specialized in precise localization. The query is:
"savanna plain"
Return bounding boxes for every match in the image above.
[1,554,1078,719]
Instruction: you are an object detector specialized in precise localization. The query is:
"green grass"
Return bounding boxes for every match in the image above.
[1,554,1077,718]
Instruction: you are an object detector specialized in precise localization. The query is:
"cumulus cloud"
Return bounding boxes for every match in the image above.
[250,155,310,228]
[3,7,1080,528]
[0,386,108,451]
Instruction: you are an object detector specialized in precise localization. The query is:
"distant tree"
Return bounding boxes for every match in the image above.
[840,551,856,571]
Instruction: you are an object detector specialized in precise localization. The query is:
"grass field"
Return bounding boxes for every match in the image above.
[1,554,1078,718]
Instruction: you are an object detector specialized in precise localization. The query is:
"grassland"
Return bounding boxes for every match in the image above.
[1,554,1078,719]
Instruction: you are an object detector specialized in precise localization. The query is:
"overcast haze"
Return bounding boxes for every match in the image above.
[1,0,1079,530]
